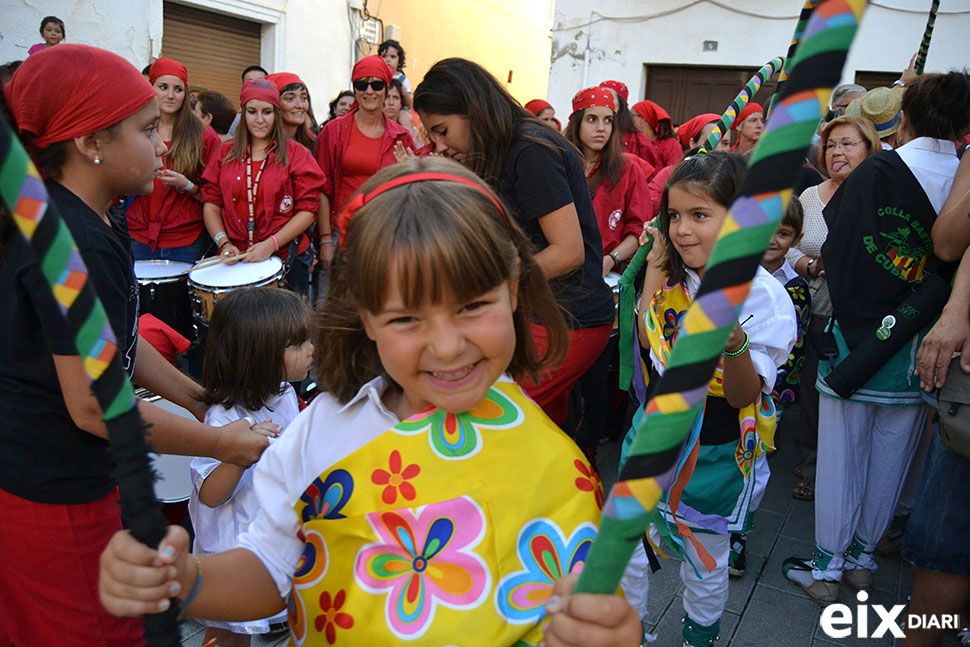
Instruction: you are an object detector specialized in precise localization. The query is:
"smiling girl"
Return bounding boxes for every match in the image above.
[126,58,222,263]
[27,15,65,55]
[266,72,318,150]
[98,157,641,646]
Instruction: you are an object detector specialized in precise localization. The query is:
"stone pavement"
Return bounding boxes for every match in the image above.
[177,404,964,647]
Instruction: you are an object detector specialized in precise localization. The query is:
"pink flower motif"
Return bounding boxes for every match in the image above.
[371,450,420,505]
[355,496,490,639]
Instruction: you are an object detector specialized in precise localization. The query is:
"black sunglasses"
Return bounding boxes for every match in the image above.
[353,79,386,92]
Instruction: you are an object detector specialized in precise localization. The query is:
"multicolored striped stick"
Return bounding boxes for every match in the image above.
[0,117,180,645]
[699,57,785,153]
[914,0,940,74]
[574,0,869,595]
[768,1,820,116]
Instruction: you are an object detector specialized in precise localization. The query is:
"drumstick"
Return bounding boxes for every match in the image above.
[191,251,251,270]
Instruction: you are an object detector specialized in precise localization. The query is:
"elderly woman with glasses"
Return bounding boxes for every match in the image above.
[785,115,881,503]
[313,55,415,270]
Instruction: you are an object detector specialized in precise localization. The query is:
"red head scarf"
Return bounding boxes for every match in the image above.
[731,102,764,131]
[631,100,671,131]
[351,55,393,84]
[240,79,280,108]
[570,87,616,119]
[5,44,156,149]
[524,99,553,115]
[266,72,305,91]
[599,80,629,103]
[148,57,187,85]
[677,113,721,148]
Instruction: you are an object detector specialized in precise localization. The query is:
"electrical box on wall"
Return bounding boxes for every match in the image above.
[385,24,402,42]
[348,0,364,10]
[703,40,718,51]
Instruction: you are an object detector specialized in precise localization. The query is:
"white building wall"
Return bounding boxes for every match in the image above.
[0,0,353,111]
[549,0,970,120]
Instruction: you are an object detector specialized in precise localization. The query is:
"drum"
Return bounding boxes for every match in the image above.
[604,271,621,331]
[134,260,194,339]
[137,389,195,504]
[188,256,286,323]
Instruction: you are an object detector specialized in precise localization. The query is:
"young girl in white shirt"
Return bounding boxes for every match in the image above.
[621,152,796,647]
[98,157,642,647]
[189,286,313,647]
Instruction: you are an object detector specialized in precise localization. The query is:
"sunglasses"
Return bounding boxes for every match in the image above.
[353,79,386,92]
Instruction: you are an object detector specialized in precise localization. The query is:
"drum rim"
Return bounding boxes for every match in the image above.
[134,259,194,282]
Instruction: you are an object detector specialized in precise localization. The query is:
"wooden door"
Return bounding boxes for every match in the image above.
[644,65,779,126]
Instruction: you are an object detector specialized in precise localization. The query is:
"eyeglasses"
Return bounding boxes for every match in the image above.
[353,79,386,92]
[825,139,863,152]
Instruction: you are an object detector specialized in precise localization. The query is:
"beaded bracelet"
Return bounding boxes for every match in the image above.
[177,555,202,619]
[724,331,750,357]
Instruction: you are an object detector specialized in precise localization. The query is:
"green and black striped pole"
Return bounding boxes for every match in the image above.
[914,0,940,74]
[699,57,785,154]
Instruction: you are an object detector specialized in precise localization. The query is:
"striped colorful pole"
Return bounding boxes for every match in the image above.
[699,56,785,153]
[0,118,180,645]
[574,0,869,595]
[914,0,940,74]
[768,1,820,116]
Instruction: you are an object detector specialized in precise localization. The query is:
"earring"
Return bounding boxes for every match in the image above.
[94,156,101,165]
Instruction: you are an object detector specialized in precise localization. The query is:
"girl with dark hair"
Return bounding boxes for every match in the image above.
[624,152,795,647]
[413,57,616,428]
[314,55,414,271]
[28,15,65,55]
[99,156,642,647]
[631,100,683,167]
[785,70,970,605]
[0,44,270,646]
[126,57,223,263]
[327,90,354,121]
[599,80,658,177]
[189,287,312,647]
[266,72,319,149]
[378,38,411,101]
[203,79,325,296]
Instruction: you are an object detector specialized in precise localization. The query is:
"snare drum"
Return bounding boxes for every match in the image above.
[137,389,196,503]
[134,260,194,339]
[604,272,621,331]
[188,256,286,323]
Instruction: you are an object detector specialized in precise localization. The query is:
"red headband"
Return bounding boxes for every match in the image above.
[266,72,304,91]
[731,102,763,131]
[240,79,280,108]
[570,87,616,119]
[524,99,553,115]
[5,44,156,149]
[678,113,721,147]
[149,57,187,85]
[352,55,393,84]
[599,80,629,103]
[631,100,671,131]
[338,172,510,249]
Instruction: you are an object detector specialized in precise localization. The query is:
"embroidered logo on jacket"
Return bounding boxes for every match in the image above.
[862,206,932,282]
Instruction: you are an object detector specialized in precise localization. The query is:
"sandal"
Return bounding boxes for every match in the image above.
[793,463,804,479]
[792,478,815,501]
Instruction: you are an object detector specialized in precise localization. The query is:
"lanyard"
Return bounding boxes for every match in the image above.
[245,148,267,247]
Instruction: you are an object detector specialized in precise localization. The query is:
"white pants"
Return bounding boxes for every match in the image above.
[814,396,926,579]
[620,528,730,628]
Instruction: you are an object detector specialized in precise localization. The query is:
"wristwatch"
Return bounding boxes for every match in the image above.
[611,251,622,265]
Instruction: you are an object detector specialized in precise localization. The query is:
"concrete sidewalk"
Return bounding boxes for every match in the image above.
[178,405,962,647]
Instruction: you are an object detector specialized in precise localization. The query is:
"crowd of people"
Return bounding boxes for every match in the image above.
[2,12,970,647]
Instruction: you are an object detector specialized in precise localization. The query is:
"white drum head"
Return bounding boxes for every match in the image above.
[134,260,193,280]
[189,256,284,288]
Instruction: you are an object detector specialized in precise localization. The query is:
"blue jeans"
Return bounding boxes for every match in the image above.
[130,236,205,264]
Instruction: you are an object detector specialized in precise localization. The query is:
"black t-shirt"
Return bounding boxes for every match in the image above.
[0,181,139,504]
[499,128,615,328]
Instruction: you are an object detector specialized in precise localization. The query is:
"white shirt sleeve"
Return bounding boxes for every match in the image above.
[742,267,798,393]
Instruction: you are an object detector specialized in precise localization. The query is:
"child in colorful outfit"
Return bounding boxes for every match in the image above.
[188,287,313,646]
[98,157,642,647]
[619,152,796,647]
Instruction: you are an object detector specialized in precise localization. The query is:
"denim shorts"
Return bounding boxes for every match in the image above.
[901,424,970,575]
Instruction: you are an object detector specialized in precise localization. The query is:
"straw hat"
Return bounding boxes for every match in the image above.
[850,86,904,138]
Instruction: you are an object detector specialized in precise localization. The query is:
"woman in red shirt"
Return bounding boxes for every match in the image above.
[732,102,764,155]
[127,57,222,262]
[266,72,318,150]
[313,55,414,269]
[631,99,683,167]
[202,79,325,294]
[564,87,652,277]
[599,79,658,179]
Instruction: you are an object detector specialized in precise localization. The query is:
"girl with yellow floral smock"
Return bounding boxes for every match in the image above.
[97,157,643,647]
[618,153,795,647]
